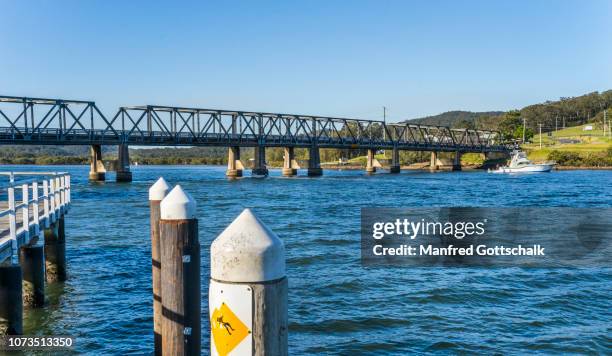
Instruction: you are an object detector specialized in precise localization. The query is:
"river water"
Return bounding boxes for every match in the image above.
[5,165,611,354]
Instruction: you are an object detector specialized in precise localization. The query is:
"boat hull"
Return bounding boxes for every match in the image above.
[490,164,554,173]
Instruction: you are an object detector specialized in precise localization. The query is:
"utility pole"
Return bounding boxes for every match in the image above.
[605,108,608,138]
[383,106,387,141]
[522,117,526,143]
[539,123,543,149]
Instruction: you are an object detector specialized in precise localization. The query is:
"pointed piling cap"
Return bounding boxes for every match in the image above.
[211,209,285,283]
[160,185,197,220]
[149,177,171,201]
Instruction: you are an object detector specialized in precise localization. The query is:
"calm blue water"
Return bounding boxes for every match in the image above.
[4,165,611,355]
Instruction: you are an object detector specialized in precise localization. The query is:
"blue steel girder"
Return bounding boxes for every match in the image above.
[0,95,512,152]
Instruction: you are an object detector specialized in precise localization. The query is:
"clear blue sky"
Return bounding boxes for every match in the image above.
[1,0,611,122]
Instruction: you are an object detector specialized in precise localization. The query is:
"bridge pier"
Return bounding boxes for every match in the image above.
[116,144,132,182]
[89,144,106,182]
[282,147,298,177]
[19,245,45,307]
[0,264,22,335]
[430,152,439,171]
[252,145,269,177]
[44,217,66,283]
[226,146,243,178]
[308,146,323,176]
[366,149,376,174]
[452,151,462,171]
[389,147,400,173]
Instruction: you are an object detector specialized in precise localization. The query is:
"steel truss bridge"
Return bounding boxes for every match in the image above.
[0,95,511,152]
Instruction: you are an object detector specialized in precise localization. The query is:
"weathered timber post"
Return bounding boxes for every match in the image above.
[89,144,106,181]
[389,147,400,173]
[0,265,23,335]
[44,217,66,282]
[452,151,462,171]
[116,144,133,182]
[366,148,376,174]
[430,151,439,171]
[307,145,323,176]
[159,186,200,356]
[149,177,170,356]
[252,146,269,177]
[282,147,297,177]
[19,245,45,307]
[210,209,288,356]
[226,146,243,178]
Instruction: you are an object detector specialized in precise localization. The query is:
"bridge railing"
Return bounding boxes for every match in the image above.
[0,172,71,264]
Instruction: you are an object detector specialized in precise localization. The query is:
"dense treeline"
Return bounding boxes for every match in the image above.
[405,111,503,127]
[548,148,612,167]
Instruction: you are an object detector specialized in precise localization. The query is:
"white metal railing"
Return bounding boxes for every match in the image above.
[0,172,71,265]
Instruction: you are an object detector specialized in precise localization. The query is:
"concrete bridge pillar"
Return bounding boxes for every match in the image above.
[226,146,243,178]
[366,149,376,174]
[430,151,439,171]
[282,147,298,177]
[389,147,400,173]
[452,151,462,171]
[252,145,269,177]
[89,144,106,181]
[307,145,323,176]
[116,144,132,182]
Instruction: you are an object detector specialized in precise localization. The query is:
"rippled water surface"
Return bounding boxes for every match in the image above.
[5,165,611,355]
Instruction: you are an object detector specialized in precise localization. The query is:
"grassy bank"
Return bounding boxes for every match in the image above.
[523,124,612,167]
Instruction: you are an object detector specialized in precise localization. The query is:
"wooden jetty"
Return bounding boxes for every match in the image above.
[0,172,70,335]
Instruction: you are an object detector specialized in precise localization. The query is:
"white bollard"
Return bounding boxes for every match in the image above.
[210,209,288,356]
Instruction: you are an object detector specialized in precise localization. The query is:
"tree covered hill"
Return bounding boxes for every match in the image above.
[403,90,612,135]
[403,111,503,128]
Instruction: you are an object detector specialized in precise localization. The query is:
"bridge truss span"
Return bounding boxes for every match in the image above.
[0,95,511,153]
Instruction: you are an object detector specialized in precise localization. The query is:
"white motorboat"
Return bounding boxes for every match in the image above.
[489,150,555,173]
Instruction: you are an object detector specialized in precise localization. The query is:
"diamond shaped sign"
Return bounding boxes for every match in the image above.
[211,302,250,356]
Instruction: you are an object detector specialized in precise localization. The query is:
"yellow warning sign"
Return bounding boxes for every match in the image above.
[211,302,250,356]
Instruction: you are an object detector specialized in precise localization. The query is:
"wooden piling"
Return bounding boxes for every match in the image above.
[210,209,288,356]
[44,217,66,282]
[159,186,200,356]
[19,245,45,307]
[149,177,170,356]
[0,265,23,335]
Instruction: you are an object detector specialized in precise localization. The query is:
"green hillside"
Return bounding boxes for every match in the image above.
[403,111,503,128]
